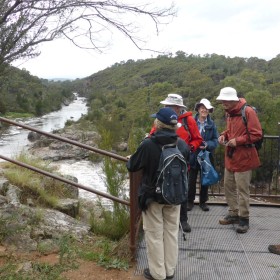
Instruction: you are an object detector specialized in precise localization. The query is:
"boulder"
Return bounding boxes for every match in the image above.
[27,131,41,142]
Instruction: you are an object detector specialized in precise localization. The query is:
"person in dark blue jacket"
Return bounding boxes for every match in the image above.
[187,98,219,211]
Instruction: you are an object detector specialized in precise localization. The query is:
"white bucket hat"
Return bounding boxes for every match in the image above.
[216,87,239,101]
[160,93,187,109]
[195,98,214,113]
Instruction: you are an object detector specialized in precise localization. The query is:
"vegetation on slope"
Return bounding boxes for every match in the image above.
[70,52,280,151]
[0,65,74,117]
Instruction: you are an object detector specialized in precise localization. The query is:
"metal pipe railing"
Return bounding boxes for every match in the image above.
[2,115,279,260]
[129,170,142,259]
[0,117,142,259]
[0,117,128,162]
[0,154,129,206]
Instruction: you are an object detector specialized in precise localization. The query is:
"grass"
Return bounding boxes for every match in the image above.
[4,112,34,119]
[0,233,131,279]
[0,151,132,279]
[1,153,78,208]
[89,204,130,240]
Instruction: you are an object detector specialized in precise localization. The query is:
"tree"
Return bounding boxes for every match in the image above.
[0,0,176,68]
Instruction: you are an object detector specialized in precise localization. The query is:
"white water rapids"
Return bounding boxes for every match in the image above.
[0,94,107,201]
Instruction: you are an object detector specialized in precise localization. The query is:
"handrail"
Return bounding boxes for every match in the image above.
[1,116,279,260]
[0,117,128,162]
[0,154,130,206]
[0,116,139,258]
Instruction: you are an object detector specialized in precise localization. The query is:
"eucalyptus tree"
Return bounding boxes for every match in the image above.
[0,0,176,68]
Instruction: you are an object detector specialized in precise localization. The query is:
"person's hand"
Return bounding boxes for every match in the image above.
[218,135,226,145]
[126,155,131,159]
[199,141,207,149]
[225,138,237,147]
[219,135,229,146]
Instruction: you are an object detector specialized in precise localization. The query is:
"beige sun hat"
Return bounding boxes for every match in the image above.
[216,87,239,101]
[195,98,214,113]
[160,93,187,109]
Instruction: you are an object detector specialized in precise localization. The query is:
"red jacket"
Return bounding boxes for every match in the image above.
[220,98,262,172]
[177,111,203,151]
[150,111,203,151]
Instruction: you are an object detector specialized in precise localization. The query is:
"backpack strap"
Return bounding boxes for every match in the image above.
[227,103,247,122]
[241,104,255,147]
[182,117,191,141]
[240,104,258,148]
[241,103,248,126]
[227,103,255,148]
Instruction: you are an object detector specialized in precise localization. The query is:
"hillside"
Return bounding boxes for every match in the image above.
[70,52,280,150]
[0,65,74,117]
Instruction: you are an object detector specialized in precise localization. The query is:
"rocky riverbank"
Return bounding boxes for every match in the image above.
[27,122,101,161]
[0,173,94,251]
[0,122,103,255]
[0,120,129,255]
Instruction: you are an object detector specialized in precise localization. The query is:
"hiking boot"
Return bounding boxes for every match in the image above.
[219,214,239,225]
[199,203,209,211]
[144,268,173,280]
[181,221,191,232]
[268,244,280,255]
[144,268,156,280]
[236,218,249,233]
[186,201,194,211]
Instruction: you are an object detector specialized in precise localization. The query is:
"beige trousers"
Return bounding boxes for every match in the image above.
[142,202,180,280]
[224,168,252,219]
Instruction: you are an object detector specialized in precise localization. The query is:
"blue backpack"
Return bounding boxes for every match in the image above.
[155,143,188,205]
[197,150,220,186]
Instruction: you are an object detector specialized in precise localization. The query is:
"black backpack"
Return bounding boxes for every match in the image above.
[155,143,188,205]
[241,104,264,151]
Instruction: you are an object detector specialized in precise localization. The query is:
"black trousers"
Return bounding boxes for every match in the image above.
[187,167,209,203]
[180,199,188,222]
[180,166,209,223]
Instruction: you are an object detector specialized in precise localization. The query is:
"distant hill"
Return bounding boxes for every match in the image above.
[48,78,73,82]
[0,65,74,116]
[69,52,280,143]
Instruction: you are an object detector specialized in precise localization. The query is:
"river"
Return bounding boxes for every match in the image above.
[0,94,106,201]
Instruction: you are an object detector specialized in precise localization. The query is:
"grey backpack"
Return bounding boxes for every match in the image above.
[155,144,188,205]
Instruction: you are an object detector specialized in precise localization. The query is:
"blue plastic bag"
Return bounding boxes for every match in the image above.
[197,150,220,186]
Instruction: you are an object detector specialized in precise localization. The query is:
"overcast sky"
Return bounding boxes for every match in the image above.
[12,0,280,80]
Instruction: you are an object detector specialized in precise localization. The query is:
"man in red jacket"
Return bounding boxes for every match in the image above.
[150,93,203,232]
[217,87,263,233]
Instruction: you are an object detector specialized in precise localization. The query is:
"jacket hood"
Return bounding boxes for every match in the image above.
[178,111,193,121]
[226,98,247,115]
[151,129,178,145]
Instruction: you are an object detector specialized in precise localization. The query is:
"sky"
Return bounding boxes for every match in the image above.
[12,0,280,80]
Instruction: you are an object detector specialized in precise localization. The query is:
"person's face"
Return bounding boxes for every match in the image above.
[198,105,209,117]
[220,100,238,111]
[165,105,181,115]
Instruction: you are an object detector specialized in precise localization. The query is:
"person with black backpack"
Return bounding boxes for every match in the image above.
[149,93,203,233]
[127,107,190,280]
[216,87,263,234]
